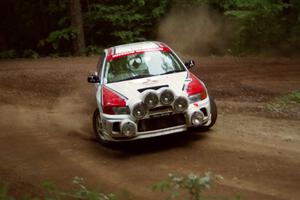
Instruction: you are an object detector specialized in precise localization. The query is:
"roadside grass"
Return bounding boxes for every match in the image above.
[0,183,13,200]
[153,172,241,200]
[0,173,240,200]
[265,91,300,113]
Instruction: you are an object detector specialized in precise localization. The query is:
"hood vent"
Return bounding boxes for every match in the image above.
[137,85,169,93]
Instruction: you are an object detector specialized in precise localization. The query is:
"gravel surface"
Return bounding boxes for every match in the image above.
[0,56,299,200]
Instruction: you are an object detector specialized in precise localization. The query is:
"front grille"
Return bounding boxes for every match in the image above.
[112,122,120,132]
[138,113,186,132]
[149,106,173,113]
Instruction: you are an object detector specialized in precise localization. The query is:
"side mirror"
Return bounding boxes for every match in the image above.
[185,60,195,68]
[87,74,100,83]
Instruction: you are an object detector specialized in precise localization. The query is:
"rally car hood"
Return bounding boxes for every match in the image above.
[106,71,188,103]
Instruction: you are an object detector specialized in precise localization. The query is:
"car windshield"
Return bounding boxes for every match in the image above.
[104,51,186,83]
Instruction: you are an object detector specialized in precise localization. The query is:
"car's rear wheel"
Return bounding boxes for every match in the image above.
[93,108,110,145]
[200,95,217,131]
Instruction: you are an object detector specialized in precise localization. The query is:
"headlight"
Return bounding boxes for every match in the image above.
[173,96,188,112]
[120,120,136,137]
[132,102,147,119]
[112,106,130,114]
[143,91,159,108]
[160,89,175,105]
[188,94,201,103]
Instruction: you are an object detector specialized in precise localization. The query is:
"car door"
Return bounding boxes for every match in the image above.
[96,51,106,111]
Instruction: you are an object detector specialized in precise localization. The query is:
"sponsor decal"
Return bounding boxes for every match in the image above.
[142,78,158,85]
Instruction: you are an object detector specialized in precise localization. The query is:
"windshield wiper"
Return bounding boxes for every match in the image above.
[159,69,185,75]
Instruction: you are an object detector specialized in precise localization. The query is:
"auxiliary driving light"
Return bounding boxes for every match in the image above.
[143,91,159,108]
[191,111,204,126]
[173,96,188,112]
[160,89,175,105]
[132,102,147,119]
[120,120,137,137]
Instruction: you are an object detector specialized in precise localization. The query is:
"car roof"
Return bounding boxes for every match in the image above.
[106,41,171,61]
[114,41,160,54]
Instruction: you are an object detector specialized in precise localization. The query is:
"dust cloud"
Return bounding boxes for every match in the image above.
[0,93,94,140]
[158,6,234,56]
[0,57,98,142]
[51,94,92,133]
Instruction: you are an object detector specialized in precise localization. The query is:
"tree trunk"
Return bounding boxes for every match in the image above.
[70,0,85,56]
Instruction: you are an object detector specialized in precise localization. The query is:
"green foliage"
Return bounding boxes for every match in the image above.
[153,172,231,200]
[46,0,68,14]
[175,0,300,55]
[83,46,102,56]
[0,173,240,200]
[23,49,39,59]
[221,0,298,54]
[39,28,78,51]
[290,91,300,103]
[84,0,170,45]
[266,91,300,113]
[42,177,118,200]
[2,0,300,56]
[0,183,14,200]
[281,91,300,103]
[0,50,17,59]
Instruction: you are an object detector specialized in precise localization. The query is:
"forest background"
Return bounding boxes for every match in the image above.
[1,0,300,58]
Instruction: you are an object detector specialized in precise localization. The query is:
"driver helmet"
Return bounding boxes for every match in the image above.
[132,58,142,69]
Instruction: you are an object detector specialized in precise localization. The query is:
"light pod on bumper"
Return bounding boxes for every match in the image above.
[190,111,204,126]
[132,102,147,119]
[143,90,159,108]
[160,88,175,105]
[173,96,189,112]
[120,119,137,137]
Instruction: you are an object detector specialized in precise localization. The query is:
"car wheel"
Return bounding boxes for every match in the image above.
[200,95,217,131]
[93,108,110,145]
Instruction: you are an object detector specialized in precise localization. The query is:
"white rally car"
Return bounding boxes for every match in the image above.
[88,41,217,144]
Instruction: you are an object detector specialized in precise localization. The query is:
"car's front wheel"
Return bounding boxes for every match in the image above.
[93,108,110,145]
[200,95,217,131]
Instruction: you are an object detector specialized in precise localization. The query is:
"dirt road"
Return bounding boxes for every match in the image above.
[0,56,299,200]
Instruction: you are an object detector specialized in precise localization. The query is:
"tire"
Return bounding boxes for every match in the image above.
[200,95,218,131]
[93,108,111,145]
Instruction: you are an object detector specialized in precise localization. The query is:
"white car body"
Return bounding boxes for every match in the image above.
[88,41,216,142]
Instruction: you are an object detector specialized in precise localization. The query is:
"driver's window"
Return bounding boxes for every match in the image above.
[161,52,177,72]
[97,51,105,74]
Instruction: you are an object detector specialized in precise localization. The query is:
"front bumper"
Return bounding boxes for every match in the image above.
[99,97,211,142]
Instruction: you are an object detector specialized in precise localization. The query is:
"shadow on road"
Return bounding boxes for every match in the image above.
[90,130,210,156]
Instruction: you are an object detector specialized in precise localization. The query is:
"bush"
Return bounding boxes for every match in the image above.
[266,91,300,114]
[0,50,17,59]
[0,173,240,200]
[152,172,237,200]
[38,28,78,55]
[23,49,39,59]
[43,177,118,200]
[222,0,299,54]
[84,0,170,45]
[0,182,14,200]
[84,46,102,56]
